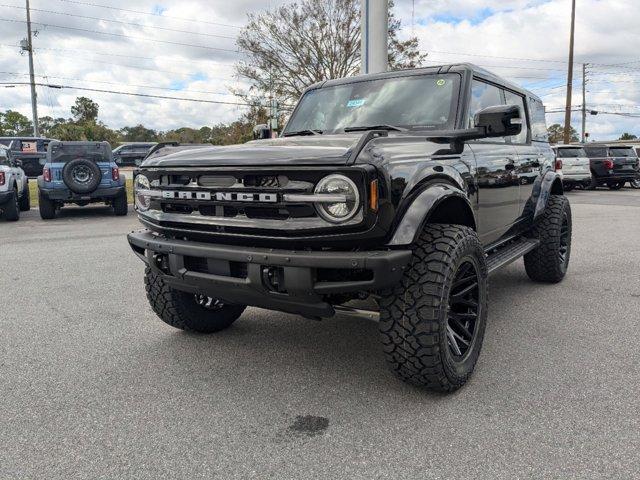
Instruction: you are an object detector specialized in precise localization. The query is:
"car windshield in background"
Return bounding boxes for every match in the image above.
[0,139,10,147]
[557,148,586,158]
[609,147,637,157]
[284,74,460,134]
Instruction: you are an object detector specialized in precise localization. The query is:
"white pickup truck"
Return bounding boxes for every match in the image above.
[0,145,31,221]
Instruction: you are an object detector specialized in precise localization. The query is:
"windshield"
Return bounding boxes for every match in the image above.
[284,74,460,134]
[557,148,586,158]
[609,147,636,157]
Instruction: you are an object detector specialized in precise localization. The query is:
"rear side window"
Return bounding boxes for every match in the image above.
[0,148,8,165]
[504,90,529,144]
[557,148,586,158]
[529,97,548,142]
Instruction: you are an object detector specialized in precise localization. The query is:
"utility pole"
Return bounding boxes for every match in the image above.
[563,0,576,145]
[361,0,388,74]
[22,0,39,136]
[581,63,587,143]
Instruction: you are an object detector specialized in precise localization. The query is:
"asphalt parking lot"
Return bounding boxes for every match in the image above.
[1,189,639,479]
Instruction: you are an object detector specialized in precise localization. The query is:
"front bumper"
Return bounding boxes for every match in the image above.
[128,230,412,318]
[39,185,125,202]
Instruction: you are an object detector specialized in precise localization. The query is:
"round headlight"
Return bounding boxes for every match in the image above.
[134,174,151,211]
[314,174,360,223]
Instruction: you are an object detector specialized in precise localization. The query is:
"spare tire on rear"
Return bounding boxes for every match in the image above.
[62,158,102,194]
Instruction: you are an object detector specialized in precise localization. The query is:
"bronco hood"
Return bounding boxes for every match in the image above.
[141,135,363,168]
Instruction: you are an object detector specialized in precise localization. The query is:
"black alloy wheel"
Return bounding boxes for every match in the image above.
[446,260,481,360]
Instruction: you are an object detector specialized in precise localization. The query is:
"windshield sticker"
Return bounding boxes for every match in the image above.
[436,79,447,87]
[347,98,366,108]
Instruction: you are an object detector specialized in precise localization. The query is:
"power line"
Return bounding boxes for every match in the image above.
[0,4,237,39]
[0,81,260,106]
[49,0,243,29]
[0,17,240,53]
[0,70,240,96]
[422,49,573,64]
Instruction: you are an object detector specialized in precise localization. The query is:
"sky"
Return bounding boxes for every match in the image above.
[0,0,639,140]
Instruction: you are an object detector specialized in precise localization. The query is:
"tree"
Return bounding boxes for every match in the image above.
[120,124,159,142]
[71,96,99,123]
[548,123,578,144]
[619,132,637,141]
[0,110,33,136]
[235,0,426,107]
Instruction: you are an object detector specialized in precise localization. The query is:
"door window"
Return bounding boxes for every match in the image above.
[504,90,529,144]
[468,80,506,142]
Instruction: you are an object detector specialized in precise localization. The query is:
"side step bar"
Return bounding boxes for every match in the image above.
[486,237,540,274]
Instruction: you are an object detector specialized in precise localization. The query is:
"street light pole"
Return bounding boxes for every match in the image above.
[361,0,388,74]
[563,0,576,145]
[24,0,39,136]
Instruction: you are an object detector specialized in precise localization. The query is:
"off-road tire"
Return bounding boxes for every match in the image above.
[2,188,20,221]
[524,195,572,283]
[144,267,246,333]
[629,179,640,189]
[113,190,128,216]
[19,181,30,211]
[38,190,56,220]
[607,181,624,190]
[563,183,575,192]
[378,224,488,392]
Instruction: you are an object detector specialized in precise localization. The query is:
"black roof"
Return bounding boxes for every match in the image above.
[304,63,541,103]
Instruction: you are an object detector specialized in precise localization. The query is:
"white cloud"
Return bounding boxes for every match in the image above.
[1,0,639,140]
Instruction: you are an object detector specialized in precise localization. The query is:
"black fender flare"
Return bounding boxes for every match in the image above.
[533,171,563,220]
[387,182,476,246]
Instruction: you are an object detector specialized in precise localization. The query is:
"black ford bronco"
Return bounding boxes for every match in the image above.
[128,64,571,391]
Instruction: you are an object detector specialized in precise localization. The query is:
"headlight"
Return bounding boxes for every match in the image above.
[134,174,151,211]
[313,174,360,223]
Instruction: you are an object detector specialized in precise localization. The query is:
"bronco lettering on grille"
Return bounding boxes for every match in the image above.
[161,190,278,203]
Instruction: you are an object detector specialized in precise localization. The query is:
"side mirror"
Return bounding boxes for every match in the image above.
[474,104,523,138]
[253,124,271,140]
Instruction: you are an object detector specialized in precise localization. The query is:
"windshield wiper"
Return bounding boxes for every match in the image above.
[344,124,407,133]
[282,129,323,137]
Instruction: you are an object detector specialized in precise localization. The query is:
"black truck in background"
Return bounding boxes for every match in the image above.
[128,64,571,392]
[0,137,53,177]
[583,144,640,190]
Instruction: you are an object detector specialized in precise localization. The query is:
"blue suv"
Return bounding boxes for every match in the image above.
[37,141,128,219]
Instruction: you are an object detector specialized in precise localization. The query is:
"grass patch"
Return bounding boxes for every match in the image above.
[28,178,134,207]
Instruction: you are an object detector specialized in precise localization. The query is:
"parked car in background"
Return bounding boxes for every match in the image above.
[583,144,640,190]
[113,142,157,166]
[37,141,128,219]
[0,137,54,177]
[552,145,592,191]
[0,145,30,221]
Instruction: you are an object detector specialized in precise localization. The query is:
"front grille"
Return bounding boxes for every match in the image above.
[139,167,371,237]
